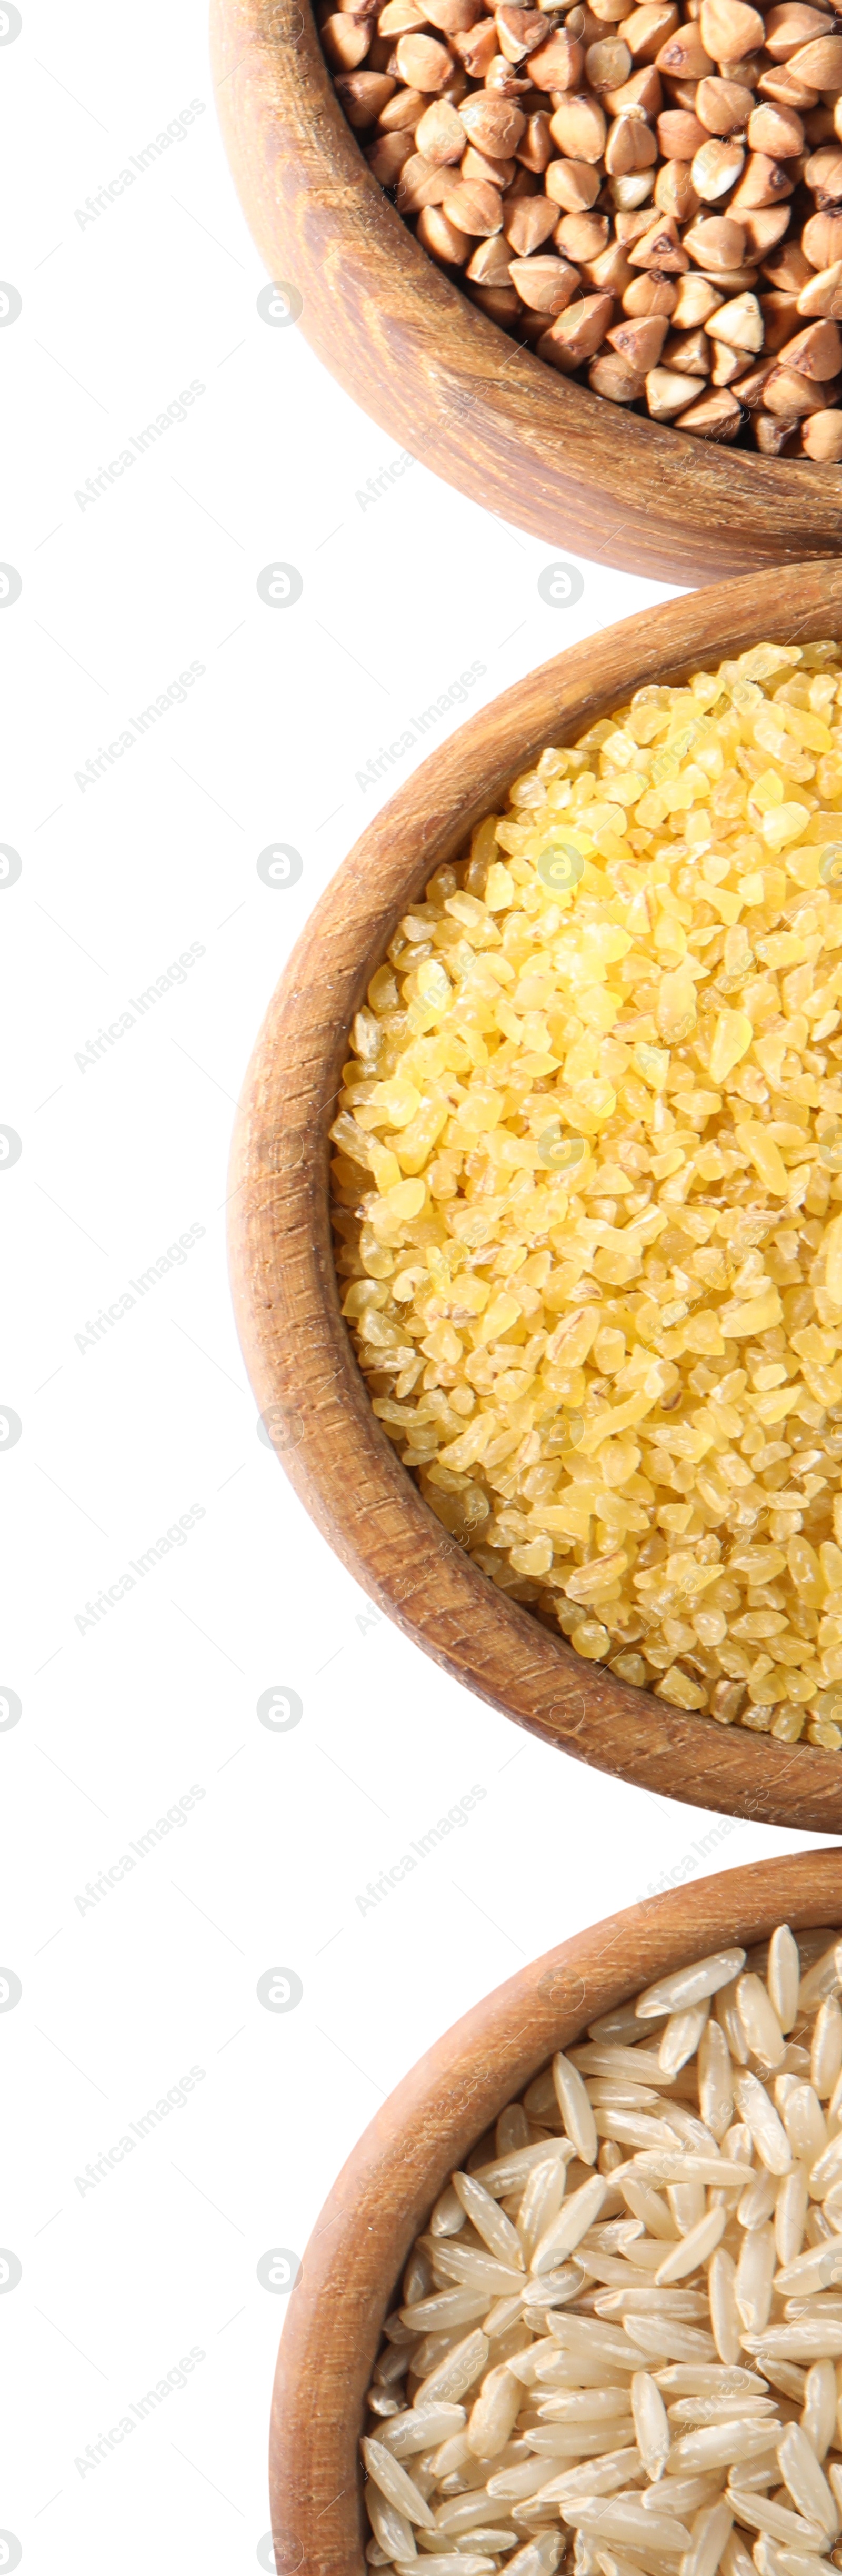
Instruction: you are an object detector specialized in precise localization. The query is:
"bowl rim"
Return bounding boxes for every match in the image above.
[229,555,842,1836]
[209,0,842,586]
[267,1844,842,2576]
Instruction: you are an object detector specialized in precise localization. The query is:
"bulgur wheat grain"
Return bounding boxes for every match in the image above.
[331,638,842,1750]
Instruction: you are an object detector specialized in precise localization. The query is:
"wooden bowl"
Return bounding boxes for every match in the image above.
[228,557,842,1835]
[209,0,842,588]
[268,1845,842,2576]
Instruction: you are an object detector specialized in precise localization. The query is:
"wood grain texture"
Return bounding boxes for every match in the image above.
[229,559,842,1833]
[268,1848,842,2576]
[209,0,842,587]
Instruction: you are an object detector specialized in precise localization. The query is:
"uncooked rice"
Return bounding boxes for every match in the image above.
[330,638,842,1749]
[361,1924,842,2576]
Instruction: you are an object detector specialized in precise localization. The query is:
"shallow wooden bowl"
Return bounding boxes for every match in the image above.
[229,558,842,1833]
[209,0,842,587]
[268,1846,842,2576]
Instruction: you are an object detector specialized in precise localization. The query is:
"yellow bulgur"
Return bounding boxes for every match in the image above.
[330,640,842,1749]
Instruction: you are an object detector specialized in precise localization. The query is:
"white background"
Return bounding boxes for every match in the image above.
[0,4,831,2568]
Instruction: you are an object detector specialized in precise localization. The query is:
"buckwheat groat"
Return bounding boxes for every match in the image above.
[322,0,842,450]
